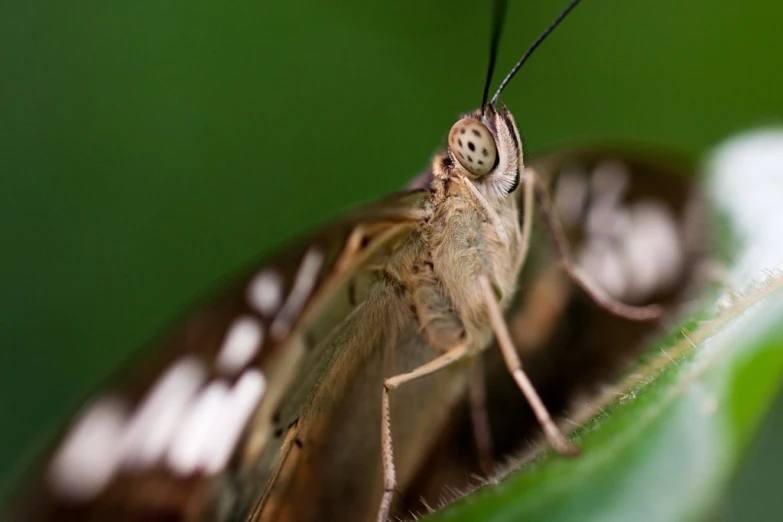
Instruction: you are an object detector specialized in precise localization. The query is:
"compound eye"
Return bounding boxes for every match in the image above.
[448,119,497,176]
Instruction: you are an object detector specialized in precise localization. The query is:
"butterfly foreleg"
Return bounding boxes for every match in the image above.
[477,272,580,457]
[527,166,664,321]
[515,165,535,269]
[377,342,471,522]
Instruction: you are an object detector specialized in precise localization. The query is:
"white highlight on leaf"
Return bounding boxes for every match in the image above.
[708,128,783,292]
[248,270,284,315]
[47,397,128,501]
[216,316,264,374]
[120,357,206,469]
[166,380,230,476]
[203,370,267,474]
[270,248,324,340]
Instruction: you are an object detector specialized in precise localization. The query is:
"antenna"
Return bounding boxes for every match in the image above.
[481,0,509,113]
[490,0,584,105]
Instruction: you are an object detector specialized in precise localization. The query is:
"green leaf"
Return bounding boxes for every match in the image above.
[426,129,783,522]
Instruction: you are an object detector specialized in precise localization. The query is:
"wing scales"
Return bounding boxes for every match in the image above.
[5,190,430,522]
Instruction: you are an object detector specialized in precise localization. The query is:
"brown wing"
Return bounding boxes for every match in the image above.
[4,189,431,522]
[497,145,707,446]
[401,146,709,509]
[247,244,470,522]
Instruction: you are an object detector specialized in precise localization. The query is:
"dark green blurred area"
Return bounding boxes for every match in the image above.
[1,0,782,508]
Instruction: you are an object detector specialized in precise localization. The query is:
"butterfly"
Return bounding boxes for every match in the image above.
[396,145,706,514]
[3,0,707,521]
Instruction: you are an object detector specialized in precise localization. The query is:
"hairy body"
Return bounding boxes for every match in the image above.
[255,107,526,521]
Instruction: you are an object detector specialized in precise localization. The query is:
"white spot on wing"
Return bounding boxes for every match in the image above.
[620,202,683,300]
[270,248,324,340]
[248,270,284,315]
[121,357,206,469]
[166,380,230,476]
[555,165,588,226]
[47,397,128,501]
[582,162,629,242]
[203,370,267,474]
[591,160,629,205]
[579,195,683,303]
[216,316,264,374]
[578,238,629,299]
[575,159,688,302]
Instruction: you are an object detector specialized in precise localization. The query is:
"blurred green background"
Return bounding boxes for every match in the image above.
[1,0,782,506]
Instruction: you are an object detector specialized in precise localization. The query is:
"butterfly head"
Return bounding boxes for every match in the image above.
[436,104,521,197]
[435,0,583,194]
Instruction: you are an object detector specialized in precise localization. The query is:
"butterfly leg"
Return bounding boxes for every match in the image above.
[468,357,495,474]
[377,342,471,522]
[514,158,536,269]
[478,273,580,456]
[527,167,664,321]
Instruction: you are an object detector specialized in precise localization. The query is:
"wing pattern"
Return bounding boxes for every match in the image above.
[7,190,430,522]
